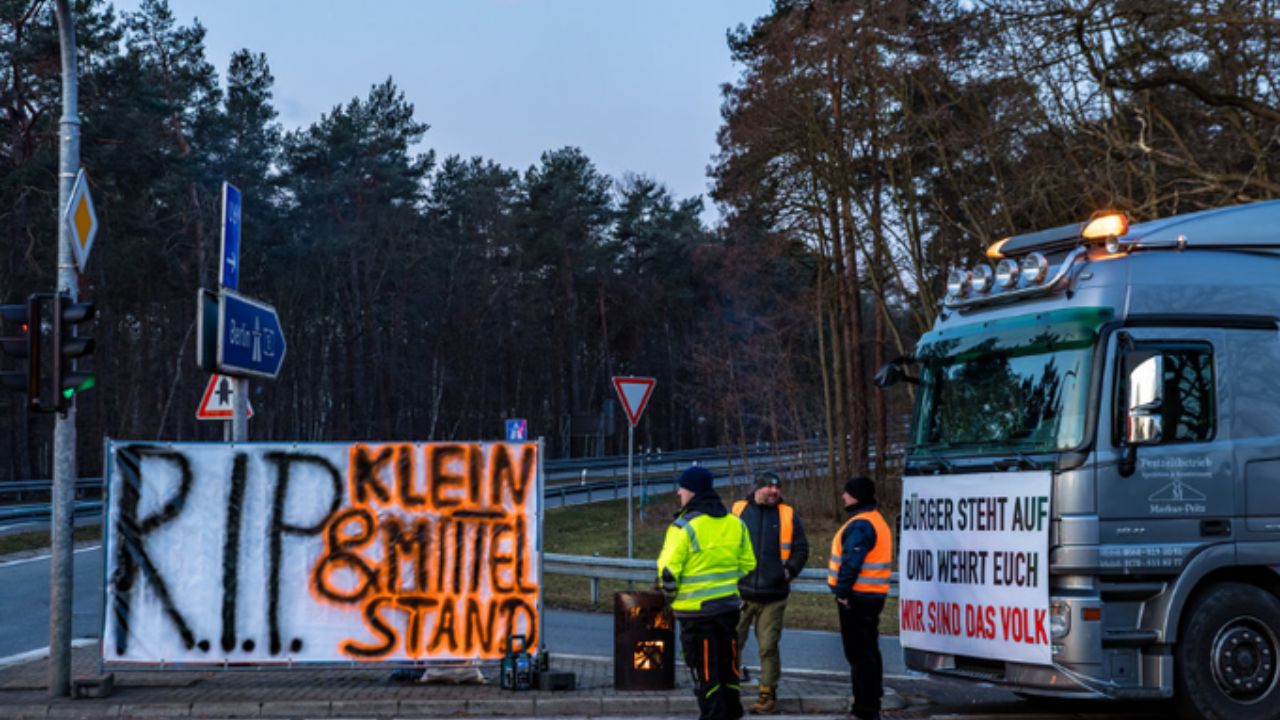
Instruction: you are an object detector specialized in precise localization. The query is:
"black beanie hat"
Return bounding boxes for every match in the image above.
[844,475,876,504]
[679,466,714,494]
[755,471,781,489]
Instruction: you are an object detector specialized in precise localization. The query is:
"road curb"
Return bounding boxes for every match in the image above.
[22,693,869,718]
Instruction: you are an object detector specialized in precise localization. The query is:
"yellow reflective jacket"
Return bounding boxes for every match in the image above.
[657,502,756,617]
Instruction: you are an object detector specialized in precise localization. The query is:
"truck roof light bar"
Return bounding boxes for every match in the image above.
[994,212,1130,258]
[944,246,1089,311]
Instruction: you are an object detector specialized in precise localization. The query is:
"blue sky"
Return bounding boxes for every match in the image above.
[116,0,774,223]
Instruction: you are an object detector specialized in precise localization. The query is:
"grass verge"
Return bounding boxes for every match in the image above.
[543,495,898,635]
[0,524,102,556]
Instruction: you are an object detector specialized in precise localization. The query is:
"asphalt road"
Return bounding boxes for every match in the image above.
[0,545,1167,718]
[0,542,900,676]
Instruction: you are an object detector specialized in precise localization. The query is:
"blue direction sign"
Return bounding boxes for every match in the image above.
[506,418,527,441]
[217,290,286,379]
[221,182,242,289]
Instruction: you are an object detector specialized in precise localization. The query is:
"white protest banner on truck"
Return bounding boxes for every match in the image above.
[898,471,1052,666]
[103,441,541,666]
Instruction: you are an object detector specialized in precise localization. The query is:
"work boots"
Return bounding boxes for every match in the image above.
[750,686,778,714]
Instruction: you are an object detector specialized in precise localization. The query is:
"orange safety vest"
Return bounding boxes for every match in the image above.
[827,509,892,595]
[732,500,794,562]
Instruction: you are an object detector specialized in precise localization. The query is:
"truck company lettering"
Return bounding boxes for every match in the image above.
[899,472,1053,666]
[103,441,540,666]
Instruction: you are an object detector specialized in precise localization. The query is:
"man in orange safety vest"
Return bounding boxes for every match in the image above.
[828,476,892,720]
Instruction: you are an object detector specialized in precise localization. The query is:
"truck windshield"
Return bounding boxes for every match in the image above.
[910,307,1112,456]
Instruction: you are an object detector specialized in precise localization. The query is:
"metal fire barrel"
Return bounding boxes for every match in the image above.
[613,591,675,690]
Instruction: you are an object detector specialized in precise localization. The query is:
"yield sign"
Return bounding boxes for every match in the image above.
[197,373,254,420]
[612,376,656,427]
[64,169,98,274]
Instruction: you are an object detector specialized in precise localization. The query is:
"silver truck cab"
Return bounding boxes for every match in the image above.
[887,202,1280,720]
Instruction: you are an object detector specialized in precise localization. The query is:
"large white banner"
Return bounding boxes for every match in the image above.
[103,441,540,666]
[898,472,1052,666]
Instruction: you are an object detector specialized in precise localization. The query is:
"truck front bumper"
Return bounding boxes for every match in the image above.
[904,647,1121,699]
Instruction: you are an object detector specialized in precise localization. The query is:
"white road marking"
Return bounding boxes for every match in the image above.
[0,638,97,669]
[0,543,101,569]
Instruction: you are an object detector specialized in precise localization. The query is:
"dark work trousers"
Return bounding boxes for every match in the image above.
[679,610,743,720]
[837,596,886,720]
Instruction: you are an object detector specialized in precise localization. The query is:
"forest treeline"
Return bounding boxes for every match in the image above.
[4,0,1280,497]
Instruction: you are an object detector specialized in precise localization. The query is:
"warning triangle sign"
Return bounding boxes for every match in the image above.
[197,374,255,420]
[612,376,656,427]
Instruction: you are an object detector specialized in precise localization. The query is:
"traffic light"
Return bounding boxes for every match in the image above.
[0,301,33,396]
[53,293,95,410]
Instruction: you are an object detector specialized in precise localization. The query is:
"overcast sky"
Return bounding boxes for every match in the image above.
[115,0,773,223]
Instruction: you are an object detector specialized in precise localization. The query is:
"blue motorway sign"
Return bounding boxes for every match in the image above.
[217,290,286,379]
[221,182,242,289]
[505,418,527,441]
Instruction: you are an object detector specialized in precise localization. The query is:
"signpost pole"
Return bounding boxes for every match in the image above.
[612,376,655,566]
[233,378,248,442]
[49,0,78,697]
[220,183,247,441]
[627,422,634,561]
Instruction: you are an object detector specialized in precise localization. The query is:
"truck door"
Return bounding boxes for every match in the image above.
[1225,328,1280,545]
[1094,327,1233,577]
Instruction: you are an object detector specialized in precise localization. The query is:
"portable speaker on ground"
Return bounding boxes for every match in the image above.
[500,634,533,691]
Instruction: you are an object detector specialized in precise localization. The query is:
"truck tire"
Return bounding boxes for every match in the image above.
[1176,582,1280,720]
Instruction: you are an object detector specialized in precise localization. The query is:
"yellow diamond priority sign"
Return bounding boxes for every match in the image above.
[64,168,98,274]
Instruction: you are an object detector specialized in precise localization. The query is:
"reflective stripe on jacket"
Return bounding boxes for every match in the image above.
[827,509,892,596]
[657,510,757,615]
[731,500,794,562]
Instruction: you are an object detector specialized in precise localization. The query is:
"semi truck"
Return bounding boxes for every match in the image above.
[878,201,1280,720]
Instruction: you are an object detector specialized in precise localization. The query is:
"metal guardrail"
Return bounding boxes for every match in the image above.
[543,440,821,473]
[0,478,104,527]
[544,552,899,604]
[543,448,825,508]
[0,440,836,527]
[0,478,102,495]
[0,500,102,524]
[543,439,826,485]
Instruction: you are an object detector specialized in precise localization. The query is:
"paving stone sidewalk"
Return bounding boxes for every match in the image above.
[0,644,927,719]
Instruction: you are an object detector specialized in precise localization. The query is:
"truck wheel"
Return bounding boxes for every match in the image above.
[1176,582,1280,720]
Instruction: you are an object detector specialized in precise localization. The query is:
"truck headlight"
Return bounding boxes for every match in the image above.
[946,269,971,298]
[994,258,1019,288]
[1050,600,1071,640]
[1020,252,1049,285]
[971,264,994,293]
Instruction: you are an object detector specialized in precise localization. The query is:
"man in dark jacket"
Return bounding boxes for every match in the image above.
[731,471,810,714]
[828,476,892,720]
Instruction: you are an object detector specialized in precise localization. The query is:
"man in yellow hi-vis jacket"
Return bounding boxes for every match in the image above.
[658,466,757,720]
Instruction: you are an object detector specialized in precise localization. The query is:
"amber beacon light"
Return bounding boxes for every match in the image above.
[1082,212,1129,241]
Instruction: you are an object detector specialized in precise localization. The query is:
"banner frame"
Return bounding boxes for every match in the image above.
[98,438,545,672]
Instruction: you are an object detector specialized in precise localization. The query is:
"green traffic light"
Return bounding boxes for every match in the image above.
[62,374,95,399]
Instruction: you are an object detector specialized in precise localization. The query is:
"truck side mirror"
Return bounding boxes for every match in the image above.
[1126,355,1164,446]
[874,355,919,389]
